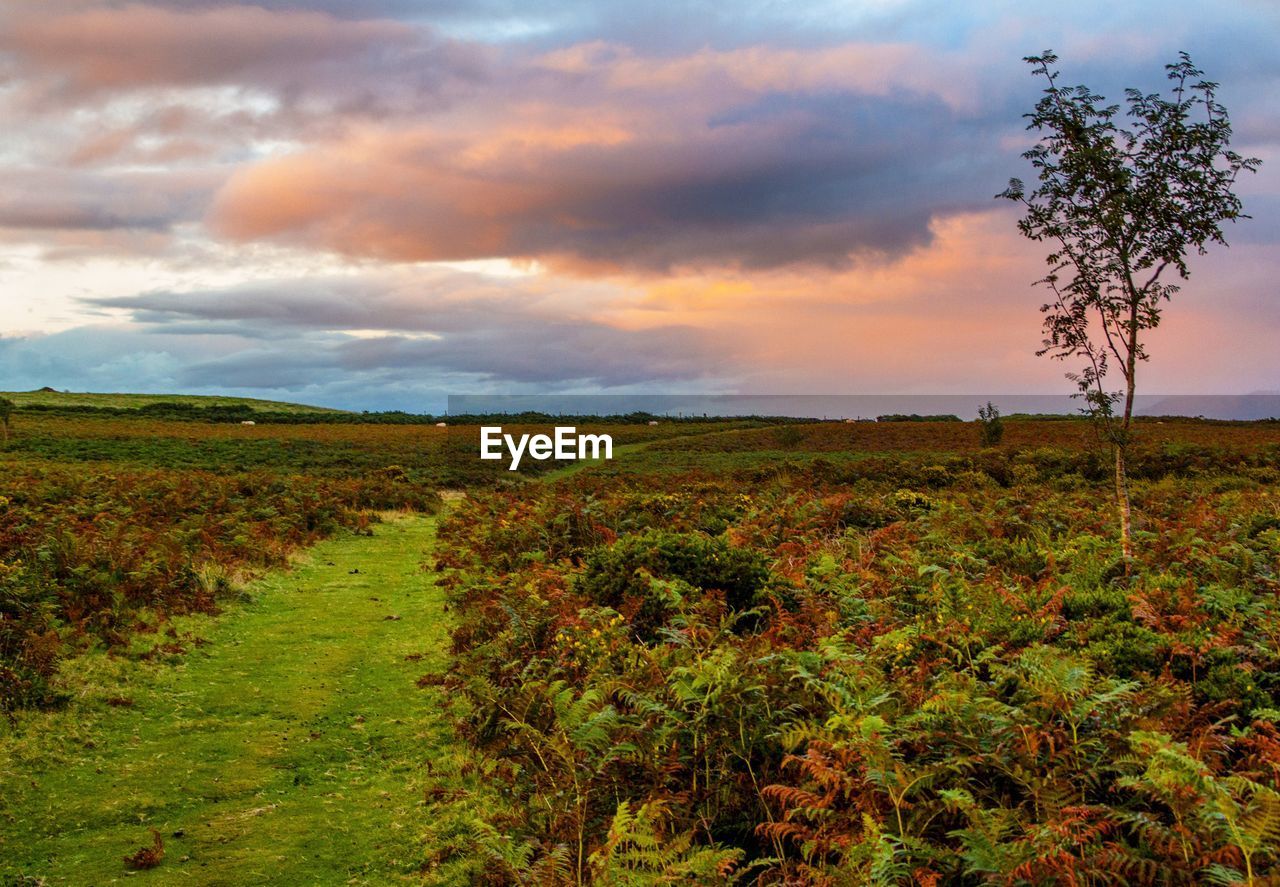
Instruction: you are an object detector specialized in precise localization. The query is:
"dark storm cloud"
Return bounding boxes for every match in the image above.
[171,321,712,390]
[210,83,1005,272]
[331,320,712,385]
[77,272,733,389]
[93,280,385,328]
[83,273,584,333]
[5,0,1277,272]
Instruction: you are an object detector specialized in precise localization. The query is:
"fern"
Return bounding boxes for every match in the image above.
[589,801,744,885]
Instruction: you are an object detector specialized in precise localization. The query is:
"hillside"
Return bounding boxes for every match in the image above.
[1,389,347,415]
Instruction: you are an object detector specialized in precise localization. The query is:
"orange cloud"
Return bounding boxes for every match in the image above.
[1,3,415,93]
[208,125,552,260]
[536,41,979,112]
[207,68,992,273]
[596,209,1280,393]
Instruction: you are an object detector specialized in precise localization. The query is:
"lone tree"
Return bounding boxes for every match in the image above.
[977,401,1004,447]
[0,397,12,443]
[1000,51,1259,562]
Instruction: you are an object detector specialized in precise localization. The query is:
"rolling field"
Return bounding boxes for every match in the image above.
[0,390,347,415]
[2,410,1280,884]
[436,418,1280,883]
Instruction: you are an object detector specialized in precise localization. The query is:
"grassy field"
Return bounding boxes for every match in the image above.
[436,420,1280,884]
[1,390,347,414]
[1,513,456,885]
[4,411,1280,884]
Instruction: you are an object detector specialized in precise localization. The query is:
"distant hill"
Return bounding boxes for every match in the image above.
[1138,395,1280,421]
[1,390,347,416]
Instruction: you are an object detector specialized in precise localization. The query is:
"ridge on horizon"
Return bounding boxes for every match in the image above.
[6,390,1278,422]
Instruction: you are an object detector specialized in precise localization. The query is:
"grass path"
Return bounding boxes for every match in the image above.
[1,513,453,885]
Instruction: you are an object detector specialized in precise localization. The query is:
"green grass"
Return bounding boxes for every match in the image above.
[1,390,345,414]
[536,426,811,483]
[5,434,425,475]
[0,513,455,885]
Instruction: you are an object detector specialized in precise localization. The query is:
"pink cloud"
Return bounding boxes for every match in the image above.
[205,38,997,272]
[1,3,415,93]
[535,41,980,113]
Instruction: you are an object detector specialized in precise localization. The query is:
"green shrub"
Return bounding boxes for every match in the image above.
[576,530,768,639]
[977,401,1004,446]
[0,561,64,714]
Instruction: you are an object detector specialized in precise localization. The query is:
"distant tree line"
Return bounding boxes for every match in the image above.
[12,401,1274,427]
[876,414,964,423]
[9,402,817,426]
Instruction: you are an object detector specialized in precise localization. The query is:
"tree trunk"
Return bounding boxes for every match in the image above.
[1117,298,1139,571]
[1114,443,1133,567]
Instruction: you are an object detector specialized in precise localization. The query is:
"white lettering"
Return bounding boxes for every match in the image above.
[478,426,615,470]
[528,434,553,460]
[555,426,575,459]
[479,426,503,460]
[578,433,612,461]
[503,431,529,470]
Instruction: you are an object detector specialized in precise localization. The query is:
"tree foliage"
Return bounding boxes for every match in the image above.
[999,50,1260,558]
[977,402,1004,447]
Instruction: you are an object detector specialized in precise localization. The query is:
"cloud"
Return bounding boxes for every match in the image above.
[12,201,1280,407]
[68,269,735,395]
[0,168,211,233]
[327,319,713,386]
[1,0,1278,400]
[0,4,483,101]
[208,42,1007,272]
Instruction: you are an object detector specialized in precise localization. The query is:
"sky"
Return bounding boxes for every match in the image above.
[0,0,1277,412]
